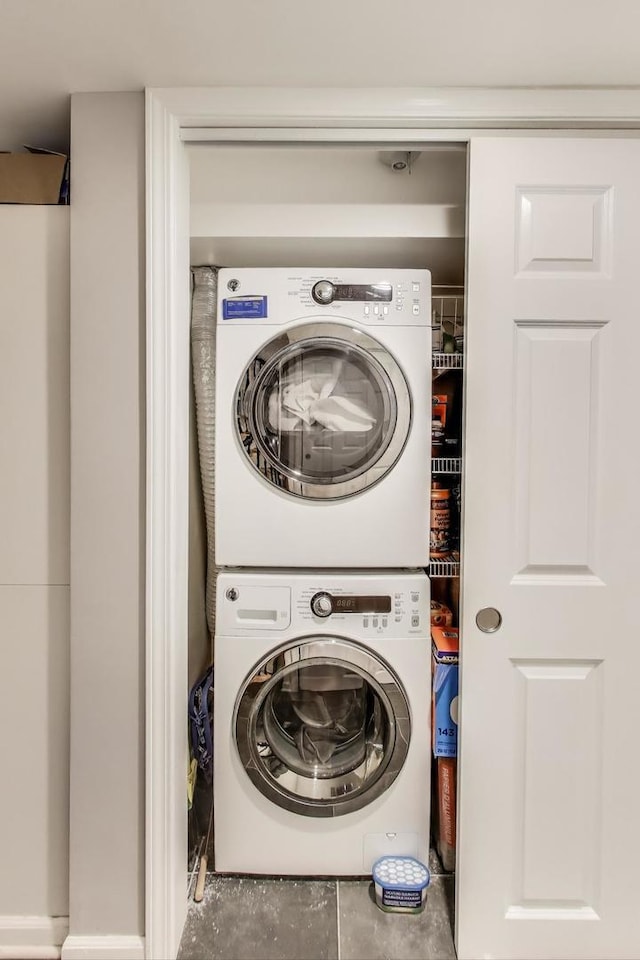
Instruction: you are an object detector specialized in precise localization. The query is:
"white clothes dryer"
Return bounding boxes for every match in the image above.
[213,569,431,876]
[214,268,431,567]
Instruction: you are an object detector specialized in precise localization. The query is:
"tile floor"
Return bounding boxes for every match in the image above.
[178,849,456,960]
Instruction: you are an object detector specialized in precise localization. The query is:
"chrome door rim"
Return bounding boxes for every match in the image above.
[234,322,412,500]
[234,636,412,818]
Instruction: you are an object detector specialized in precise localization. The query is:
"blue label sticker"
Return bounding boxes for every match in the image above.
[222,296,268,319]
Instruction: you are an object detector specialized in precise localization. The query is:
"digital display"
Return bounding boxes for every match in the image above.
[334,283,393,303]
[332,595,392,614]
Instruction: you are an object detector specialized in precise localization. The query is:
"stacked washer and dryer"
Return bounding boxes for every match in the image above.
[212,268,432,875]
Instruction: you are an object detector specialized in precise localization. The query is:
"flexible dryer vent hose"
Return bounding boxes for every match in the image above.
[190,266,218,638]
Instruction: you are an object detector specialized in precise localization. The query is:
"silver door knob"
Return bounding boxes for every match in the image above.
[476,607,502,633]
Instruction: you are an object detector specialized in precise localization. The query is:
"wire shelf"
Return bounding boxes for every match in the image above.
[430,287,464,583]
[432,457,462,474]
[432,285,465,358]
[433,352,463,370]
[429,554,460,578]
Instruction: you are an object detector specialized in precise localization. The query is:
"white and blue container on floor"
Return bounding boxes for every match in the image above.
[372,856,431,914]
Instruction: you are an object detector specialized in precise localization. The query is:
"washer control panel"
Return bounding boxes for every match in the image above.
[299,583,427,635]
[216,572,430,638]
[309,590,391,619]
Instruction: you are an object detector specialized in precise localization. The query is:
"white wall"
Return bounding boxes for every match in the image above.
[188,144,466,282]
[0,206,70,953]
[4,0,640,159]
[66,92,145,948]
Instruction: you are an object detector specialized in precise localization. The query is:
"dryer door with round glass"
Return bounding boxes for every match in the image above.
[235,323,412,499]
[234,636,411,817]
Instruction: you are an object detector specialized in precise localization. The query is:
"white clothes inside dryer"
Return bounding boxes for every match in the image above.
[267,355,378,433]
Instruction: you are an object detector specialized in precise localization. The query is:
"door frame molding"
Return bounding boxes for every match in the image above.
[145,85,640,960]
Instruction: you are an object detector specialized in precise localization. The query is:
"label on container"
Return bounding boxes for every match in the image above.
[430,489,451,555]
[433,662,459,757]
[431,502,450,529]
[381,888,424,908]
[222,296,268,319]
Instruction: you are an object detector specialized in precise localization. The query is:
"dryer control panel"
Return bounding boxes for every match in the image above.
[311,280,393,305]
[217,267,431,327]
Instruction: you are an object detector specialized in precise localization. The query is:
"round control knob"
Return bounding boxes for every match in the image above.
[310,591,333,618]
[311,280,335,304]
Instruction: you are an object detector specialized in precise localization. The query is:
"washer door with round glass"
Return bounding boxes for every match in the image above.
[235,322,412,499]
[234,636,411,817]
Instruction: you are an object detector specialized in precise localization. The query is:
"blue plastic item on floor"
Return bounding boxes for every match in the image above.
[372,856,430,913]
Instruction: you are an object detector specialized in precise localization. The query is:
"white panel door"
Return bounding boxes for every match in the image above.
[457,137,640,960]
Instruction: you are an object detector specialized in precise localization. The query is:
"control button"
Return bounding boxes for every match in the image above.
[383,305,389,315]
[395,615,402,623]
[411,615,420,627]
[382,617,388,628]
[310,591,333,618]
[363,617,369,628]
[412,282,420,292]
[372,618,379,628]
[364,305,370,316]
[373,305,379,315]
[311,280,335,304]
[412,304,420,316]
[411,592,419,603]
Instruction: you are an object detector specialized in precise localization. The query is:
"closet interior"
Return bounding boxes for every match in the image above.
[186,140,468,881]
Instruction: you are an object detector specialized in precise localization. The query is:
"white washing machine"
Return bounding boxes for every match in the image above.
[214,268,431,567]
[213,569,431,876]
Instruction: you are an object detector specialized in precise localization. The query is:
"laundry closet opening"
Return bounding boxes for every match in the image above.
[185,140,468,895]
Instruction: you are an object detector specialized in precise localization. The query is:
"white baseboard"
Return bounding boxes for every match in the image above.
[0,915,68,958]
[61,935,145,960]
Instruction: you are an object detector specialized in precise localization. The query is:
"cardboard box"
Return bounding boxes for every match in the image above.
[432,625,459,758]
[433,756,456,872]
[0,147,69,204]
